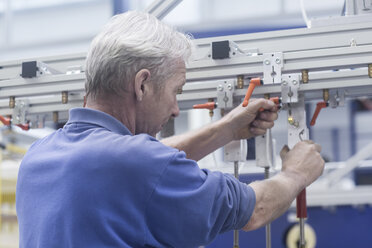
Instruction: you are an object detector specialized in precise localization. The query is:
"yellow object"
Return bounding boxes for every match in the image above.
[6,144,27,156]
[286,223,317,248]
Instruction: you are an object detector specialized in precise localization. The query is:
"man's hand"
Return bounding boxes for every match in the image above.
[223,98,279,141]
[243,140,324,231]
[280,141,325,188]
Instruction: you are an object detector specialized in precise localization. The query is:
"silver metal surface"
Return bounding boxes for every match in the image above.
[216,80,235,110]
[144,0,183,20]
[299,218,306,248]
[287,94,308,149]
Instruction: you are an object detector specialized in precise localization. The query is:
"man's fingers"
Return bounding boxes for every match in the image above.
[302,140,322,153]
[247,98,276,112]
[280,145,290,160]
[257,111,278,122]
[251,120,274,130]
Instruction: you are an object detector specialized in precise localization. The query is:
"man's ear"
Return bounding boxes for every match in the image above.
[134,69,151,101]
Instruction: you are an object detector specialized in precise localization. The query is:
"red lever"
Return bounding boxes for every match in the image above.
[0,115,30,131]
[310,101,328,126]
[296,188,307,218]
[16,123,30,131]
[193,102,217,110]
[242,78,262,107]
[0,115,11,126]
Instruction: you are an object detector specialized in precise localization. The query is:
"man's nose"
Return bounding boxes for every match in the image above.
[171,104,180,118]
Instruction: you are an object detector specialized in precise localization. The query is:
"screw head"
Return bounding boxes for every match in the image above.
[217,85,223,91]
[264,59,270,65]
[275,58,281,64]
[292,80,298,85]
[227,84,232,90]
[282,81,288,86]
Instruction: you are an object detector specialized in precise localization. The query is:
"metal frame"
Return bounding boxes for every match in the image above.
[0,14,372,209]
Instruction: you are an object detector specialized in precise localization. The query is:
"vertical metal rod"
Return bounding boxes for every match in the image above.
[299,218,306,248]
[264,167,271,248]
[233,161,239,248]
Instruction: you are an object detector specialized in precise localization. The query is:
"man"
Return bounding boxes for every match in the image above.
[16,11,324,248]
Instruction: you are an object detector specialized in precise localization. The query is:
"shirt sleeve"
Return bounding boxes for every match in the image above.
[144,151,256,247]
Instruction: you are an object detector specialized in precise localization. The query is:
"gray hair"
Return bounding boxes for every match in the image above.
[85,10,193,98]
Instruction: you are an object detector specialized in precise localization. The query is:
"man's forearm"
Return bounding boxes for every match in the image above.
[161,118,233,161]
[243,171,305,231]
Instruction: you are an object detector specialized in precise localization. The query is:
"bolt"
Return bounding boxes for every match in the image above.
[282,81,288,86]
[275,58,281,64]
[227,84,232,90]
[292,80,298,85]
[217,85,223,91]
[264,59,270,65]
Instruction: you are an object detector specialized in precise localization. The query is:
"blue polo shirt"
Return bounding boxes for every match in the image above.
[16,108,256,248]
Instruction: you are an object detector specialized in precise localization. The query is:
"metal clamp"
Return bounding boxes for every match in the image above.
[217,80,235,110]
[329,89,345,108]
[263,52,283,84]
[12,99,29,125]
[281,74,300,104]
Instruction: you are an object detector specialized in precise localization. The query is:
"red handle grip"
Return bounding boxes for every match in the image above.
[0,115,11,126]
[310,101,328,126]
[242,78,262,107]
[193,102,217,110]
[16,123,30,131]
[296,188,307,218]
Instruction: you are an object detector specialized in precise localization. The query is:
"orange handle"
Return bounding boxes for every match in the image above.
[0,115,30,131]
[0,115,11,126]
[242,78,262,107]
[193,102,217,110]
[296,188,307,218]
[310,101,328,126]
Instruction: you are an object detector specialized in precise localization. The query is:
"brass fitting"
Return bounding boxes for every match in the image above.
[53,111,58,123]
[369,64,372,78]
[301,70,309,84]
[237,75,244,89]
[208,98,214,118]
[288,116,299,127]
[62,91,68,104]
[9,96,15,109]
[323,89,329,102]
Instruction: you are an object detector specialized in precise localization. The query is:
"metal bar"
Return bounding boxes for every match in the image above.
[145,0,183,20]
[2,21,372,81]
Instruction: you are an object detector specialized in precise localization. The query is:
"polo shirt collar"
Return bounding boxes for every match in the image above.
[66,108,132,136]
